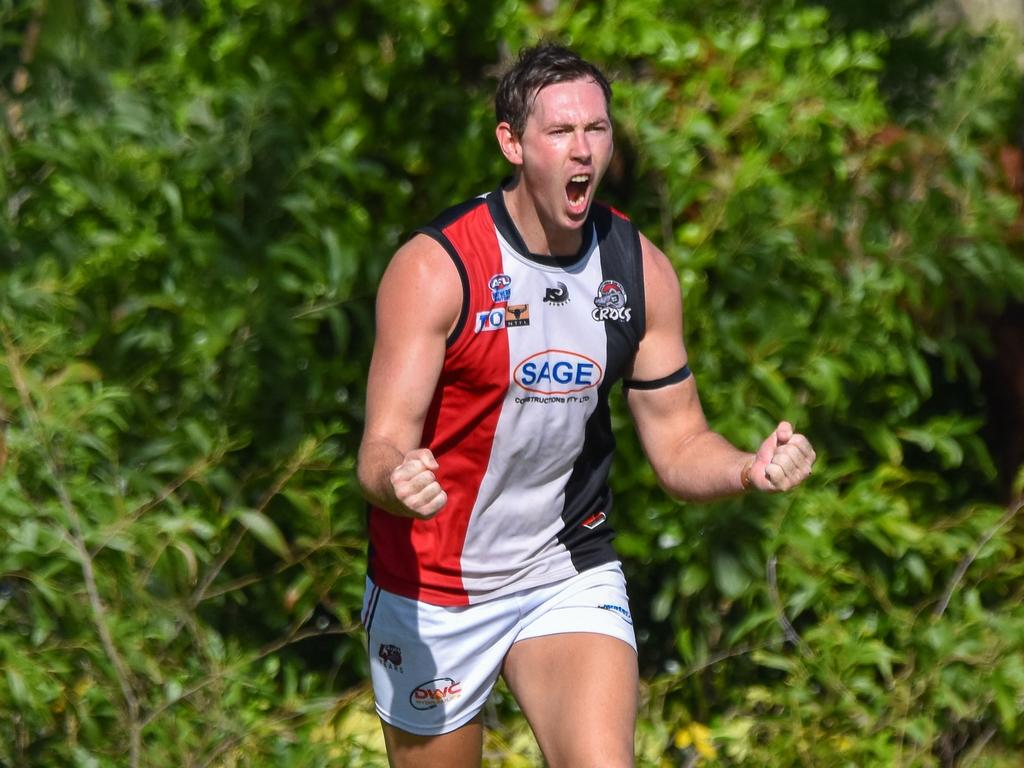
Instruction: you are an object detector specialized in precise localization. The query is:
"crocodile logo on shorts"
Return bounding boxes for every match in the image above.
[378,643,404,672]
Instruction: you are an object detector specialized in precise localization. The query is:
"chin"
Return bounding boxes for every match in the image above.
[565,207,590,226]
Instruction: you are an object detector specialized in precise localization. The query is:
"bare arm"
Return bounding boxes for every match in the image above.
[625,235,815,500]
[356,234,460,518]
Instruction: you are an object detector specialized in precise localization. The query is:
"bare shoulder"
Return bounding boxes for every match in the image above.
[378,233,462,334]
[381,233,459,295]
[638,233,683,328]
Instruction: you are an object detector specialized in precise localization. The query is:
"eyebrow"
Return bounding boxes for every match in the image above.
[546,118,610,131]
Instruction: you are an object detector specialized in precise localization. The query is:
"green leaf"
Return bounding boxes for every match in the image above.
[234,508,290,558]
[712,553,751,599]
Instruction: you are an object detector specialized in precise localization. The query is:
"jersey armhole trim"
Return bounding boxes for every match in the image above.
[631,224,647,342]
[415,226,469,347]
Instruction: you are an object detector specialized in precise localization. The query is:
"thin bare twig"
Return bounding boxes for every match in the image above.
[188,438,320,608]
[90,453,221,557]
[958,725,998,767]
[1,0,46,141]
[140,623,360,731]
[933,496,1023,618]
[767,554,812,656]
[678,639,782,681]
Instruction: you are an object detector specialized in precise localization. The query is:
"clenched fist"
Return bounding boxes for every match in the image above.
[390,448,448,519]
[748,421,816,493]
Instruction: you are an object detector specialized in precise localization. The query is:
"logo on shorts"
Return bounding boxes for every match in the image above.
[592,279,632,322]
[489,274,512,302]
[506,304,530,327]
[598,603,633,625]
[410,677,463,710]
[378,643,404,673]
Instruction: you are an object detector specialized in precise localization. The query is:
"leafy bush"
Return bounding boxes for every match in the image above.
[1,0,1022,765]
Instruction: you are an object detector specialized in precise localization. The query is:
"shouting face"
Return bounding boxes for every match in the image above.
[497,77,614,254]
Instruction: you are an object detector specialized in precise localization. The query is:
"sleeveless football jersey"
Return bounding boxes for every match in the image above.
[368,185,646,605]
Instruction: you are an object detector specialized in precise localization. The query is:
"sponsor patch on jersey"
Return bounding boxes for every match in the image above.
[475,307,506,333]
[581,511,607,530]
[514,349,603,395]
[489,273,512,302]
[592,279,632,322]
[409,677,463,711]
[543,281,570,305]
[506,304,530,327]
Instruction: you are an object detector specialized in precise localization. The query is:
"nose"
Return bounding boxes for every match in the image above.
[570,129,591,162]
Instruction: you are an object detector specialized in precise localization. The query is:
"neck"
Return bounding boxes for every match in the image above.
[502,180,584,257]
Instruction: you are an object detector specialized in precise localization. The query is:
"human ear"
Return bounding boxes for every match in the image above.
[496,122,523,166]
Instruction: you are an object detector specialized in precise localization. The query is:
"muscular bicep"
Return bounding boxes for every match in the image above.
[362,235,461,454]
[625,236,711,482]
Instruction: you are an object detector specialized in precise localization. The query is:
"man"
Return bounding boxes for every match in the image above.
[357,43,816,767]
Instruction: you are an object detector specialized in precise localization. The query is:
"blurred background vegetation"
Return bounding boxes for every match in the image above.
[1,0,1023,765]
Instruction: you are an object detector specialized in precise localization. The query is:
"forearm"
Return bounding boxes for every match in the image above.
[655,430,754,501]
[356,437,406,514]
[357,436,448,519]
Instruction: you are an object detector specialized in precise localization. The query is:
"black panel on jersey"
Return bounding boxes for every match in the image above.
[556,203,646,571]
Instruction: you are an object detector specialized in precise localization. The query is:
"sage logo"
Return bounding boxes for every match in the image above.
[514,349,603,395]
[409,677,463,710]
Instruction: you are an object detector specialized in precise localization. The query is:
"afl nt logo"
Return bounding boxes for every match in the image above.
[489,273,512,302]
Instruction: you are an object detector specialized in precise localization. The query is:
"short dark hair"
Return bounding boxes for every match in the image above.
[495,43,612,137]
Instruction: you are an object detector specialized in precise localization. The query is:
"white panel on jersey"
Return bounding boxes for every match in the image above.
[459,224,609,601]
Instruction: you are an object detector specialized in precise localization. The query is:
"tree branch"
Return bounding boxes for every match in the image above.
[933,496,1024,618]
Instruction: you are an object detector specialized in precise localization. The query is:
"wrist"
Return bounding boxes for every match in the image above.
[740,459,754,491]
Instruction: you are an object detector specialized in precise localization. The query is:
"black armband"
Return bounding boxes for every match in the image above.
[622,363,692,391]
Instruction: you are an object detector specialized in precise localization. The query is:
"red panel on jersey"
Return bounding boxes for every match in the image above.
[369,204,509,604]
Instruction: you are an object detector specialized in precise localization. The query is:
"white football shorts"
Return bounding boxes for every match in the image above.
[361,561,636,736]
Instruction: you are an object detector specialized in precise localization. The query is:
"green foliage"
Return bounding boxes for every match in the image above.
[1,0,1022,765]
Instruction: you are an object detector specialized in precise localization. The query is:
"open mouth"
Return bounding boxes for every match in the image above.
[566,174,591,214]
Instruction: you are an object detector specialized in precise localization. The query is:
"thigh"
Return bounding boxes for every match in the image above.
[381,717,483,768]
[502,632,638,768]
[501,564,639,767]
